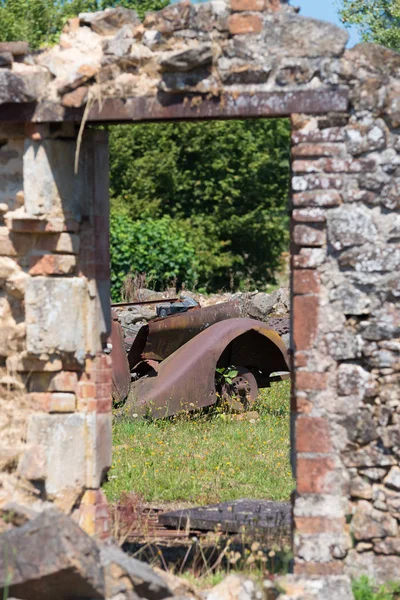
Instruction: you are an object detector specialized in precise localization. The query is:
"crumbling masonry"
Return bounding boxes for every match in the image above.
[0,0,399,588]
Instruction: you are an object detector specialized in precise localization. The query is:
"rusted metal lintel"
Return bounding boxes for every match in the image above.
[0,88,349,124]
[111,298,178,308]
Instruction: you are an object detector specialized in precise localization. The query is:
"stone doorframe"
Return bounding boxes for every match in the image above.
[1,0,400,585]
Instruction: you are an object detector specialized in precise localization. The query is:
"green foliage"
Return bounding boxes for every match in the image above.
[109,119,290,293]
[0,0,167,48]
[110,212,199,300]
[339,0,400,51]
[352,576,400,600]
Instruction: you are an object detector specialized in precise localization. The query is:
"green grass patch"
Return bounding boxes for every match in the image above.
[104,380,293,504]
[353,576,400,600]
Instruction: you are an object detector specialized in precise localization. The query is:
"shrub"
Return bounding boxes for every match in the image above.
[110,212,199,301]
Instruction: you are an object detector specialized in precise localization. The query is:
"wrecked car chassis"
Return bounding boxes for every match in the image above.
[111,300,290,418]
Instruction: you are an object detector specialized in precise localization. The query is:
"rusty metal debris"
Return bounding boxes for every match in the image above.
[111,299,290,419]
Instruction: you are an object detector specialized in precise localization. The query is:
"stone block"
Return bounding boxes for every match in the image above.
[85,413,112,489]
[0,509,105,600]
[25,277,88,362]
[26,413,87,508]
[23,138,89,220]
[327,205,377,251]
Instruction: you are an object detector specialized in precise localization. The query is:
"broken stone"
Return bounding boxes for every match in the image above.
[144,2,195,34]
[0,70,36,105]
[374,537,400,555]
[360,468,388,482]
[339,244,400,273]
[0,502,38,527]
[160,69,216,93]
[351,500,398,540]
[343,442,396,468]
[143,29,163,49]
[0,509,105,600]
[0,51,13,68]
[80,7,141,36]
[350,476,373,500]
[99,540,172,600]
[206,574,259,600]
[160,42,212,72]
[345,550,400,586]
[327,205,377,251]
[384,466,400,491]
[61,85,88,107]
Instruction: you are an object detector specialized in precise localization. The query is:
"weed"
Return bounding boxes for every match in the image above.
[352,576,400,600]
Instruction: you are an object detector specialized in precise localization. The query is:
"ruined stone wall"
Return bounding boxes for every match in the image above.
[0,124,112,538]
[0,0,399,586]
[291,45,400,583]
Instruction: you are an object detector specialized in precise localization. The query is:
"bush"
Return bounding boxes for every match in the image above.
[110,212,199,301]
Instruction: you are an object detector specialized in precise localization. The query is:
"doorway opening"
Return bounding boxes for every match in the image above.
[104,117,294,572]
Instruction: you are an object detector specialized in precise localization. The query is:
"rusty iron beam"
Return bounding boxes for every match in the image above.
[0,88,349,123]
[111,298,178,307]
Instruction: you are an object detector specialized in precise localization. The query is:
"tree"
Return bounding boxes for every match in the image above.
[339,0,400,51]
[109,119,291,293]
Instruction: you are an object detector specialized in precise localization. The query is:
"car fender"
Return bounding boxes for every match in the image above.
[124,318,289,418]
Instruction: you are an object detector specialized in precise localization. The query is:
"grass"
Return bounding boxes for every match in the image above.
[353,576,400,600]
[104,380,293,504]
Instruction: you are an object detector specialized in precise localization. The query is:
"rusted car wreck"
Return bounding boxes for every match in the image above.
[111,299,290,418]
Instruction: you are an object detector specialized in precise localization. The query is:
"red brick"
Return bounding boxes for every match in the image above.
[231,0,265,10]
[296,371,328,391]
[77,382,96,399]
[27,392,76,412]
[295,517,345,534]
[293,224,326,247]
[297,457,336,494]
[293,270,320,295]
[292,143,344,158]
[228,13,263,34]
[49,371,78,392]
[294,562,344,576]
[292,160,322,174]
[292,190,342,207]
[291,127,345,145]
[29,254,76,275]
[296,417,332,453]
[293,295,319,351]
[292,209,326,224]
